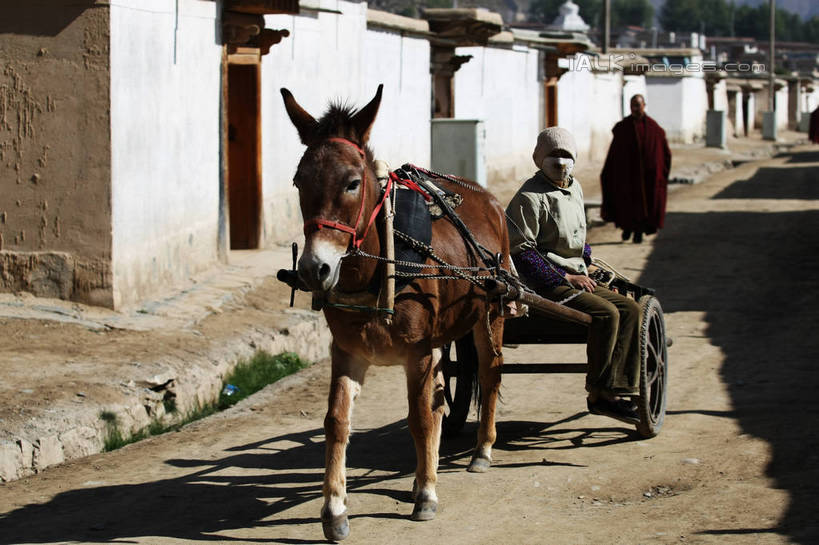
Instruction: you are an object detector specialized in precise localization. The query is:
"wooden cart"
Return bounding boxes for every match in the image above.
[441,279,670,439]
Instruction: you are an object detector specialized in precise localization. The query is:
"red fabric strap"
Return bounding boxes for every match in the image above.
[355,172,392,248]
[327,137,365,158]
[388,171,432,201]
[303,218,357,236]
[302,137,389,249]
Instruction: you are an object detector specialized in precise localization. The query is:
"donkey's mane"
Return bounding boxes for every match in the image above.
[315,102,374,160]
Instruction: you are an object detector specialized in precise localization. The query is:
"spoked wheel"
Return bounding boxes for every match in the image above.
[635,295,669,438]
[441,332,477,437]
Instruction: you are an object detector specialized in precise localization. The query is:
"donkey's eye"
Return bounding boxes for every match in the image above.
[346,179,361,192]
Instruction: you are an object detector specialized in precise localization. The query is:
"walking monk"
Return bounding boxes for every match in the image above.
[809,106,819,144]
[600,94,671,243]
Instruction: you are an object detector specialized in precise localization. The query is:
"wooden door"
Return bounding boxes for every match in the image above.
[544,78,558,127]
[227,62,261,249]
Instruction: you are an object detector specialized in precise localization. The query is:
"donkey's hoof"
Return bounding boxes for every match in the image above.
[467,455,491,473]
[321,509,350,541]
[411,498,438,521]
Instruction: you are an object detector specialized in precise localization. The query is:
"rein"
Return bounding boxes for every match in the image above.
[303,137,392,250]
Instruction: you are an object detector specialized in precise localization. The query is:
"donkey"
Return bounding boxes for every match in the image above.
[281,85,510,541]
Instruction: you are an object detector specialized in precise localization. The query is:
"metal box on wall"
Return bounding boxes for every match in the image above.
[706,110,727,148]
[430,119,486,187]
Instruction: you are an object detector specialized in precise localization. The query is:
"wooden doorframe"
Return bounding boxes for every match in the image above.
[223,47,263,251]
[544,77,558,128]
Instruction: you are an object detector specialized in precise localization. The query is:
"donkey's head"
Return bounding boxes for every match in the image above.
[281,85,383,292]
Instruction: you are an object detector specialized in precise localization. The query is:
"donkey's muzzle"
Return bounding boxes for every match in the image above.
[298,253,340,292]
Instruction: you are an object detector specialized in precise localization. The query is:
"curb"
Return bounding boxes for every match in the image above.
[669,139,806,185]
[0,308,330,482]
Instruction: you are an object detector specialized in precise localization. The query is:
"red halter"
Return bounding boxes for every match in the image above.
[302,138,392,250]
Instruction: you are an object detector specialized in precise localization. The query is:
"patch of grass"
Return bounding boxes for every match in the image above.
[217,351,309,410]
[100,351,309,452]
[101,414,127,451]
[163,397,177,414]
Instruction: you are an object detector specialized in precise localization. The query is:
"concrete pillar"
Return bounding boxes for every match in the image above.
[706,110,727,148]
[788,81,801,130]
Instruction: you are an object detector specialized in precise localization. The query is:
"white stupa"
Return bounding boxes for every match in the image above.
[549,0,589,32]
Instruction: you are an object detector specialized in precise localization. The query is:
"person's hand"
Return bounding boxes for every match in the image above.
[566,273,596,292]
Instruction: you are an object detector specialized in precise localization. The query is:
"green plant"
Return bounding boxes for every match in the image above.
[217,351,309,410]
[99,351,310,452]
[163,397,177,415]
[100,411,127,452]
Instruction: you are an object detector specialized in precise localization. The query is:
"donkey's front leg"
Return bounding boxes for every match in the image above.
[405,348,445,521]
[468,314,504,473]
[321,342,368,541]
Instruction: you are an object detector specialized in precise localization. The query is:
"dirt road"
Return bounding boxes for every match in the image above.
[1,147,817,545]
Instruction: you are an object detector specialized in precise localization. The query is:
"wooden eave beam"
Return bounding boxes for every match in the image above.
[225,0,299,15]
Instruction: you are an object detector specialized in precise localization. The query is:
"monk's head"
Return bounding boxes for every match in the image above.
[630,94,646,119]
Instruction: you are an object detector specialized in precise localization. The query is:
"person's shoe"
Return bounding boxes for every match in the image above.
[633,231,643,244]
[587,397,640,425]
[621,230,631,241]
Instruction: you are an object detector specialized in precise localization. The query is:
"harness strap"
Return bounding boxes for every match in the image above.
[303,137,390,249]
[304,218,357,236]
[356,173,391,248]
[389,171,432,201]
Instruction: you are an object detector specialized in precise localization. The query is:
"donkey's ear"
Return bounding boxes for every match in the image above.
[351,84,383,145]
[281,88,319,145]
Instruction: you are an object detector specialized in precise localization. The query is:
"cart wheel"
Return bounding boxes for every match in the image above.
[442,332,477,437]
[635,295,669,438]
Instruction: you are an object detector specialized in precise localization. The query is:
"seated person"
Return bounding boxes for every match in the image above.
[505,127,641,424]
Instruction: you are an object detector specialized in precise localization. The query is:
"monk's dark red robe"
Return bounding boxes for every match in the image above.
[600,115,672,234]
[809,107,819,144]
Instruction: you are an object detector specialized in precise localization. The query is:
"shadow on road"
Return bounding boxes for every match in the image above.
[639,148,819,544]
[0,410,637,543]
[713,164,819,200]
[782,150,819,164]
[0,422,412,544]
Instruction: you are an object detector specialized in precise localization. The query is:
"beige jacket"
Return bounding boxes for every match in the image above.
[505,171,588,274]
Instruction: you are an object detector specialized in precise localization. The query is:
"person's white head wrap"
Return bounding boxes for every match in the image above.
[532,127,577,168]
[532,127,577,185]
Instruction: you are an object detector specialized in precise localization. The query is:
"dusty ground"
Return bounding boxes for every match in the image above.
[0,143,817,544]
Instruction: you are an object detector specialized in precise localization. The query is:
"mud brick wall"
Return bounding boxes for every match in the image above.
[0,3,113,307]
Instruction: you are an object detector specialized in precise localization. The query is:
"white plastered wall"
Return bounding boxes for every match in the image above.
[557,64,594,161]
[557,63,624,163]
[712,79,729,111]
[110,0,222,308]
[645,75,707,143]
[623,75,648,117]
[727,90,744,137]
[804,84,819,113]
[754,85,790,130]
[776,84,789,130]
[746,91,757,133]
[262,1,430,243]
[589,71,625,161]
[363,29,430,171]
[453,44,541,187]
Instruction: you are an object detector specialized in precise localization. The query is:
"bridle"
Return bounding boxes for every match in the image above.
[302,137,393,250]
